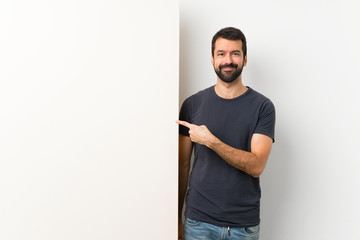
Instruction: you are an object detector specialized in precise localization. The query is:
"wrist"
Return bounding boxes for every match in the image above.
[206,135,218,149]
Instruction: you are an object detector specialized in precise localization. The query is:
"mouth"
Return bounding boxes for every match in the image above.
[219,64,238,72]
[222,67,235,71]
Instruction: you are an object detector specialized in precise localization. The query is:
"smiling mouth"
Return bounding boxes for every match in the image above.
[219,64,238,72]
[222,67,235,71]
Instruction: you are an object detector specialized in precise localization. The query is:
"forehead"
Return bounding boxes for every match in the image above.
[214,37,243,52]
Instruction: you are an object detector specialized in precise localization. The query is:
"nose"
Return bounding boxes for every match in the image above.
[224,53,233,64]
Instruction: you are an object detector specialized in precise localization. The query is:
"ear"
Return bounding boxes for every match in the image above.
[211,55,214,66]
[243,55,247,67]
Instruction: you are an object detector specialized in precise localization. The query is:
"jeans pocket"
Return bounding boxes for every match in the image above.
[185,218,200,226]
[244,224,260,236]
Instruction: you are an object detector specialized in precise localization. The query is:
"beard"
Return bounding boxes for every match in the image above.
[214,63,244,83]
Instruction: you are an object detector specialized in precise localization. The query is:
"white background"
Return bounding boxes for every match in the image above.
[180,0,360,239]
[0,1,178,239]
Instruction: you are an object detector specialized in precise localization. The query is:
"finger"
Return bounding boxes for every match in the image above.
[176,120,193,128]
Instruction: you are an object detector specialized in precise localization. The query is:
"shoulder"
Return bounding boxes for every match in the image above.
[179,86,213,124]
[247,87,275,110]
[186,86,213,100]
[182,86,213,106]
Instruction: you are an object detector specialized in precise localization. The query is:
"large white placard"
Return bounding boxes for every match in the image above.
[0,1,178,239]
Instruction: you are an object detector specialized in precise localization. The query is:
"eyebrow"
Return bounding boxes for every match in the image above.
[216,50,241,54]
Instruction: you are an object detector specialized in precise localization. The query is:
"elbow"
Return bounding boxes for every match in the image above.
[248,155,267,178]
[249,167,264,178]
[250,172,261,178]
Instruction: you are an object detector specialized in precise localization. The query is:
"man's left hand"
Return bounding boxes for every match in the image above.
[176,120,216,147]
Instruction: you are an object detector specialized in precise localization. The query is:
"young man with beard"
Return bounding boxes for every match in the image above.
[177,27,275,240]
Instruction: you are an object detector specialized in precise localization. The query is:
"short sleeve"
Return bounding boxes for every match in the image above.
[254,99,276,142]
[179,97,192,136]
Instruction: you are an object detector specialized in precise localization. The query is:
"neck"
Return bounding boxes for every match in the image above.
[214,77,248,99]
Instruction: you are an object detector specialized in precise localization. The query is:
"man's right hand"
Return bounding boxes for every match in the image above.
[178,219,184,240]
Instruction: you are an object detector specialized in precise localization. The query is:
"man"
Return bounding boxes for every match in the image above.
[177,27,275,240]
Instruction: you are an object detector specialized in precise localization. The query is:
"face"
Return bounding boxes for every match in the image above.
[211,38,247,83]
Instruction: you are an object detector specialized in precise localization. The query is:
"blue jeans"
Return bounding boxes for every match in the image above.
[184,218,260,240]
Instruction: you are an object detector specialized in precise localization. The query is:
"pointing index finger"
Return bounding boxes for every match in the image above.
[176,120,193,129]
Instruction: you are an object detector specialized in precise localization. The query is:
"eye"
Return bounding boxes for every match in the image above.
[217,53,224,56]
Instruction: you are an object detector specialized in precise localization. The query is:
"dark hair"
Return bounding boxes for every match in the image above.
[211,27,247,58]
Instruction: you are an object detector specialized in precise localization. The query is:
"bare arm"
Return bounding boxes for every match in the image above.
[178,134,193,239]
[209,133,272,178]
[178,134,193,216]
[176,120,272,178]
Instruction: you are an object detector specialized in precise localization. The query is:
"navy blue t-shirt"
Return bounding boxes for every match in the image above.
[179,86,275,227]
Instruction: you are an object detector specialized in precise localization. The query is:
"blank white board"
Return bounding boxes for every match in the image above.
[0,1,178,239]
